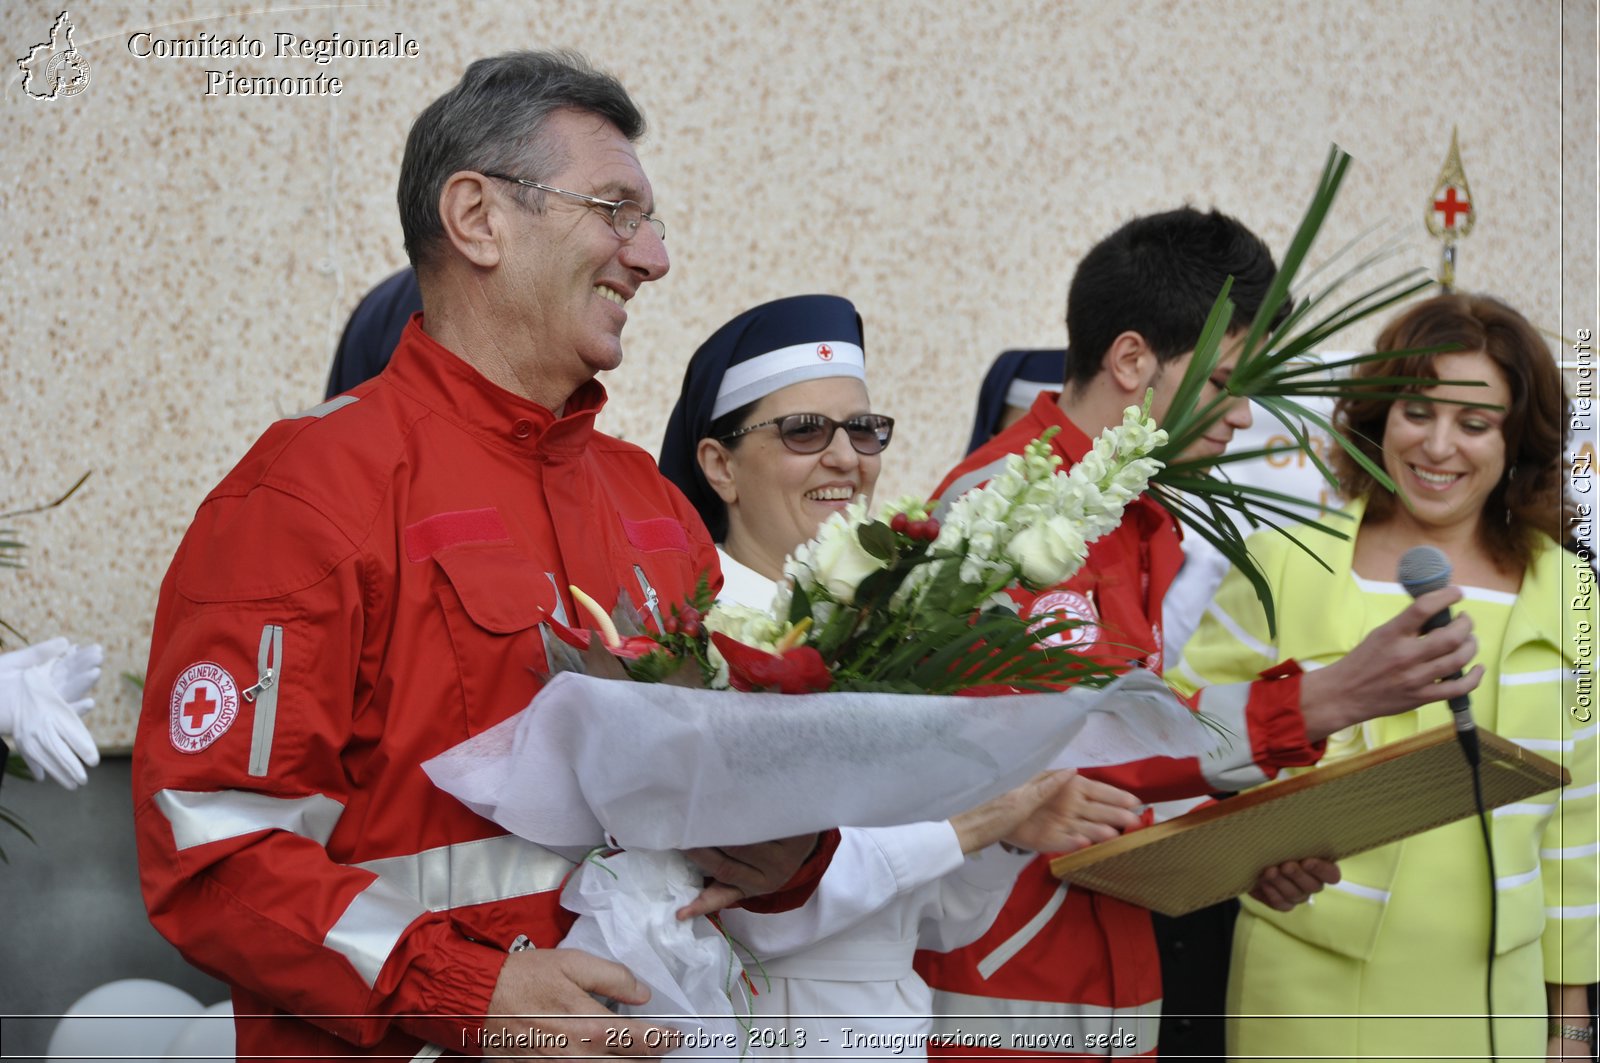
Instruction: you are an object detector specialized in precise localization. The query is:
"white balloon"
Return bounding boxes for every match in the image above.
[164,1000,235,1062]
[47,979,204,1063]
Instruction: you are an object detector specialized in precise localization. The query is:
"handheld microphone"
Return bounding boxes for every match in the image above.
[1396,545,1478,765]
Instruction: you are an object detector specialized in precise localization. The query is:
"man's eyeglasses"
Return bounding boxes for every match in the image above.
[483,174,666,242]
[719,413,895,455]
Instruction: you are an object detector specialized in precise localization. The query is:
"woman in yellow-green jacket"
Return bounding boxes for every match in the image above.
[1173,293,1596,1061]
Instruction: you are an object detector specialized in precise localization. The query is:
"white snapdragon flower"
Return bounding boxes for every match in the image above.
[1116,403,1168,451]
[1073,448,1109,485]
[959,551,1012,588]
[826,404,1167,619]
[934,406,1167,593]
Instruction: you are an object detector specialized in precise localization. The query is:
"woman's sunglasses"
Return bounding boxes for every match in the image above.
[719,413,895,455]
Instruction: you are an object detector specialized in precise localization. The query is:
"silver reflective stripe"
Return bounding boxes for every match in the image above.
[634,564,663,629]
[1494,867,1541,891]
[325,875,428,987]
[289,395,360,419]
[977,881,1069,979]
[154,788,344,851]
[1201,599,1275,660]
[354,834,575,912]
[1515,736,1574,754]
[1562,782,1600,801]
[1327,877,1390,903]
[1496,801,1555,818]
[1502,668,1568,686]
[930,991,1160,1056]
[544,572,570,625]
[930,457,1010,522]
[247,624,283,778]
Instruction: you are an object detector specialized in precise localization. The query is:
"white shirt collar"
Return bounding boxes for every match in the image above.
[716,546,781,610]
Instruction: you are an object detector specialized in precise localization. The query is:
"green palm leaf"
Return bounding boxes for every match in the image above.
[1149,146,1493,633]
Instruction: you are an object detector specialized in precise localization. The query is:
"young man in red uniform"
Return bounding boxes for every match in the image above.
[133,52,833,1061]
[915,208,1484,1060]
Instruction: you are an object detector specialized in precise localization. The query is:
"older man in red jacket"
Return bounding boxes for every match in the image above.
[134,51,832,1061]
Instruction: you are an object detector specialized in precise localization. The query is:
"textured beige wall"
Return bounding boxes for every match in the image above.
[3,0,1595,750]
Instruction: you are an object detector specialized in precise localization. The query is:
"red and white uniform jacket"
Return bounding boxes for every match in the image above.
[133,320,832,1060]
[913,393,1320,1059]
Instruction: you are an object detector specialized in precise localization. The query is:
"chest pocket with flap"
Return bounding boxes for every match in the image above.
[433,542,559,736]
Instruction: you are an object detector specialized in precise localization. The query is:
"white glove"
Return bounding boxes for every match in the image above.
[49,641,103,713]
[0,639,104,789]
[0,637,71,676]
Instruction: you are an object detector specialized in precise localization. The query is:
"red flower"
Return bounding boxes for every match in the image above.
[549,622,660,661]
[711,632,833,694]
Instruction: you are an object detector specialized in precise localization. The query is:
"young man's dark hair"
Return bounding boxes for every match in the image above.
[1063,207,1287,387]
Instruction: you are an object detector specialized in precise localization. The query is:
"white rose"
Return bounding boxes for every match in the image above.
[804,518,889,604]
[1009,516,1088,587]
[784,509,840,588]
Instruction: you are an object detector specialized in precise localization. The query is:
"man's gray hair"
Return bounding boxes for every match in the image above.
[397,50,645,270]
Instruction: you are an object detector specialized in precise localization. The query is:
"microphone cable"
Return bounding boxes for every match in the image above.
[1397,545,1497,1060]
[1469,747,1499,1062]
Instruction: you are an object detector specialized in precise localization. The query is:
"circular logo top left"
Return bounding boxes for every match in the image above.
[17,11,91,101]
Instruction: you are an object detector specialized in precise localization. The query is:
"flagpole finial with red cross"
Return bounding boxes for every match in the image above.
[1425,126,1476,291]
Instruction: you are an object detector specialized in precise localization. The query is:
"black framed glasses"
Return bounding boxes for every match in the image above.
[482,173,666,242]
[719,413,895,455]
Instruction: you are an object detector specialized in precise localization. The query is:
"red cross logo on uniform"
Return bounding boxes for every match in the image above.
[169,662,240,753]
[816,343,833,361]
[1025,588,1100,649]
[183,685,218,729]
[1433,186,1471,229]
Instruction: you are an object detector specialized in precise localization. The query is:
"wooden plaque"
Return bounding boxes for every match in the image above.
[1050,725,1569,917]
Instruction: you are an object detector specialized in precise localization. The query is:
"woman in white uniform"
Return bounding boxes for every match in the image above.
[659,295,1141,1059]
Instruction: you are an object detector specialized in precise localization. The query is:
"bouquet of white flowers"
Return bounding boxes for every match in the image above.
[421,403,1188,1052]
[573,403,1165,696]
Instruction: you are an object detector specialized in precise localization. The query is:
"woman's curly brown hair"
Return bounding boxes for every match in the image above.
[1332,293,1574,573]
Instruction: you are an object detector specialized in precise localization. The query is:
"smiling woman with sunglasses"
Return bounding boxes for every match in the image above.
[658,294,1141,1058]
[719,411,895,453]
[660,294,892,596]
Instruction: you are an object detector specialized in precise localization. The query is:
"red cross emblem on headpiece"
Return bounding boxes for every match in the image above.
[815,343,833,361]
[1433,186,1471,229]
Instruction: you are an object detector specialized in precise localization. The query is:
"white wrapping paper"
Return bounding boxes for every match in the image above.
[421,669,1214,1042]
[423,668,1210,850]
[557,850,744,1058]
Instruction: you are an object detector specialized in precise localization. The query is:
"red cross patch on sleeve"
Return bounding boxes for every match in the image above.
[169,662,241,753]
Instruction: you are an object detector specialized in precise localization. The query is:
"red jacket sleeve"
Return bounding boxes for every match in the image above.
[1081,667,1323,802]
[734,828,843,914]
[133,488,524,1051]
